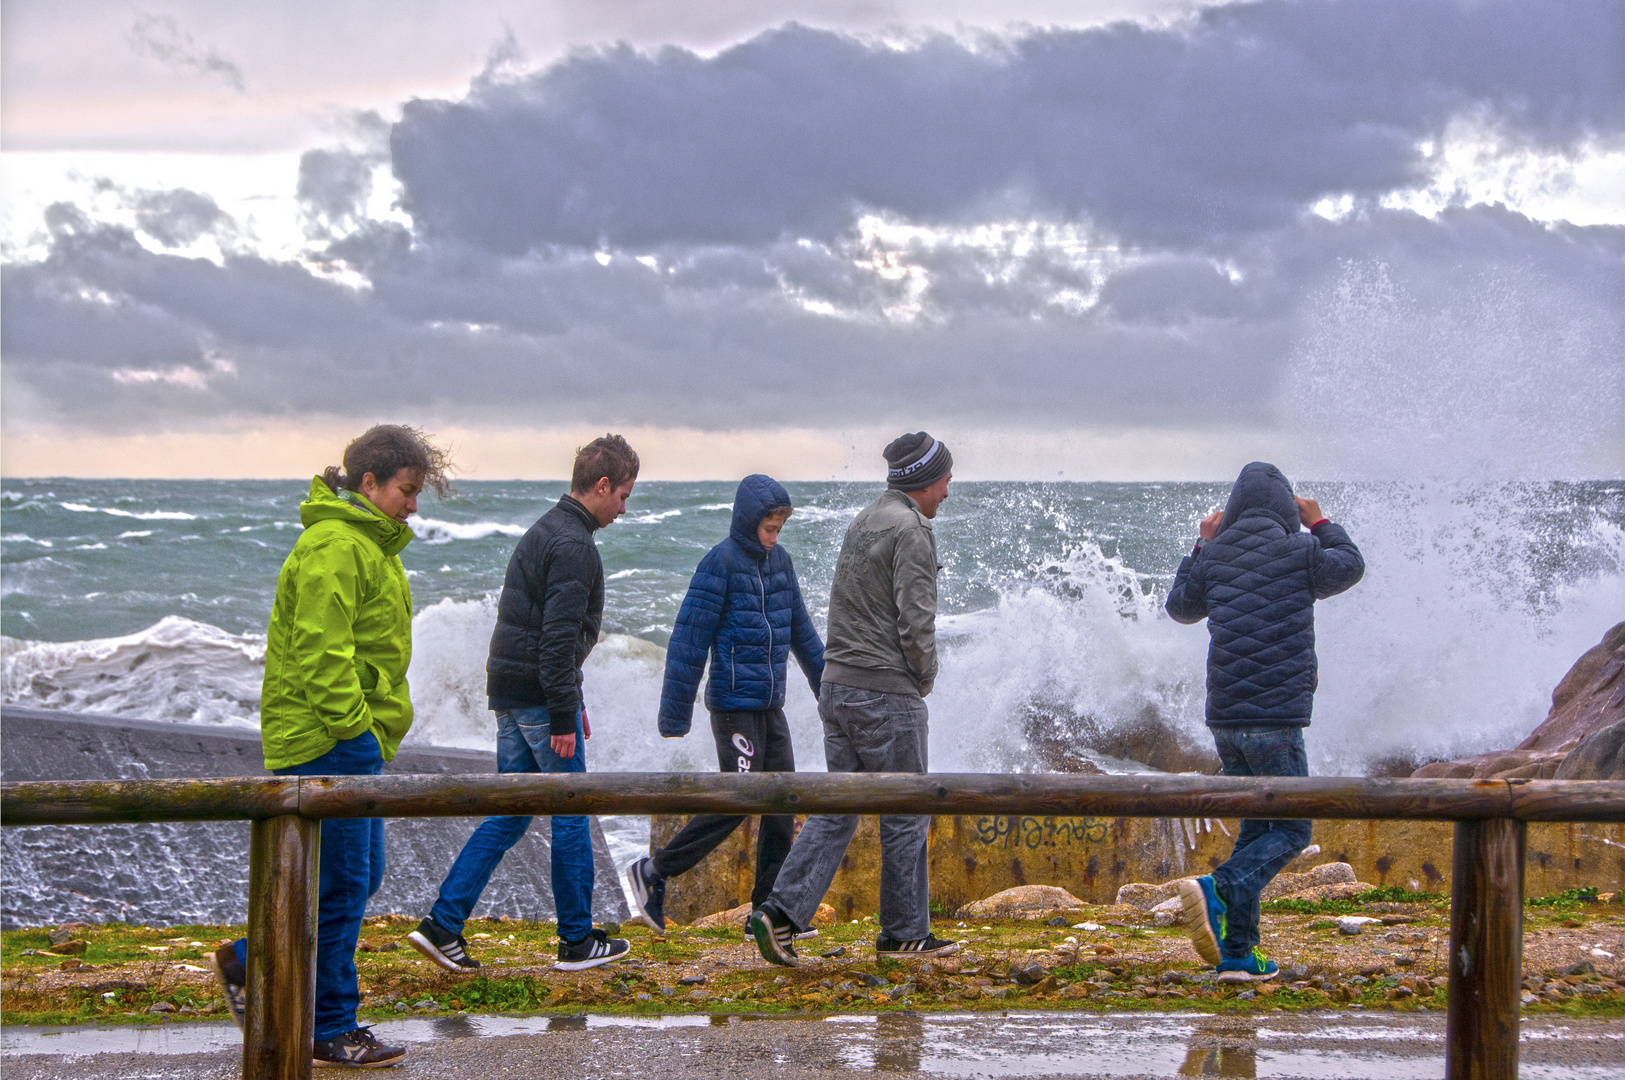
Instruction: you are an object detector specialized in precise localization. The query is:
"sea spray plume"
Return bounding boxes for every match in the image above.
[1276,262,1625,775]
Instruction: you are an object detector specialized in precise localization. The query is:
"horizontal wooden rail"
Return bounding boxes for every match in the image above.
[6,771,1623,1080]
[7,773,1625,826]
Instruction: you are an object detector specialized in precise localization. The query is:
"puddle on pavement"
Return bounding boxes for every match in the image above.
[4,1011,1621,1077]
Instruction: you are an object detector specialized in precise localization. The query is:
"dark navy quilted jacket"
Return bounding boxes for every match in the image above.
[1165,462,1365,727]
[658,475,825,736]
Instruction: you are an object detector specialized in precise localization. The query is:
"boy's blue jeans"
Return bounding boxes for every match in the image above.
[1209,725,1312,960]
[233,730,385,1041]
[428,709,593,943]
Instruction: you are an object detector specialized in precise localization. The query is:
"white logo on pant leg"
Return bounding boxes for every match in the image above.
[732,732,754,773]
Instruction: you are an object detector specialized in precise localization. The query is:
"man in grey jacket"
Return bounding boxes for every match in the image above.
[749,432,962,965]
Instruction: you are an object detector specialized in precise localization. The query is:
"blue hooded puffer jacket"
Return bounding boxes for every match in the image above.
[658,475,825,736]
[1165,462,1365,728]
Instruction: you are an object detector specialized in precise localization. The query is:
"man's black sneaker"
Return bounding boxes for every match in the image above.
[747,906,800,967]
[208,943,246,1030]
[554,928,631,971]
[313,1026,406,1068]
[405,918,480,972]
[875,932,962,958]
[624,856,667,931]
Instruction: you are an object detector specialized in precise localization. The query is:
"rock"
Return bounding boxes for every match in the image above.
[1031,976,1061,994]
[820,947,847,958]
[1093,944,1116,956]
[1012,963,1051,985]
[690,902,753,930]
[883,983,915,1000]
[685,989,710,1002]
[1046,915,1069,927]
[147,1002,176,1014]
[1260,862,1357,902]
[59,959,82,970]
[1153,910,1178,927]
[1337,918,1370,936]
[1565,960,1597,977]
[1285,964,1310,980]
[48,940,88,955]
[1237,990,1256,1001]
[678,974,707,985]
[1115,882,1180,910]
[856,973,890,988]
[48,927,75,946]
[635,993,652,1002]
[1059,983,1093,1000]
[394,1002,409,1012]
[1416,622,1625,780]
[955,885,1087,919]
[1150,896,1183,915]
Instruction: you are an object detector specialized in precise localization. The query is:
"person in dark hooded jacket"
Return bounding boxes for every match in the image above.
[622,475,825,930]
[1165,462,1365,982]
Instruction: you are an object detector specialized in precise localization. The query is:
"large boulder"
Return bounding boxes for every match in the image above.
[1414,622,1625,781]
[955,885,1086,919]
[1115,862,1363,910]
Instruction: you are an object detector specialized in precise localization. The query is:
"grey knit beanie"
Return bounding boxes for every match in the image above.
[884,431,953,491]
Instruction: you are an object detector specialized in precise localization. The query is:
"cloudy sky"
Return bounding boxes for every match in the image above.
[3,0,1622,480]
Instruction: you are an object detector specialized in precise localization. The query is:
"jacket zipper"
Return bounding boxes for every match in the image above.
[731,645,736,690]
[757,564,773,703]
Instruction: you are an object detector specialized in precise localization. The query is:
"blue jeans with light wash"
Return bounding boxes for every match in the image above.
[1209,725,1313,960]
[427,708,593,942]
[232,730,385,1041]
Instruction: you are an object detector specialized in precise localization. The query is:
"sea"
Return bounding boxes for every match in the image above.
[4,476,1624,866]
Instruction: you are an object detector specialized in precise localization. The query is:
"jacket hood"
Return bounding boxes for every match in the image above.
[1219,461,1300,536]
[729,474,792,559]
[299,476,414,556]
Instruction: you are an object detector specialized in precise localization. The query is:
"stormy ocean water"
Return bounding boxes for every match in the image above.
[5,471,1624,871]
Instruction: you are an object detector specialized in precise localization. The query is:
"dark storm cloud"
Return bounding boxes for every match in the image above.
[391,0,1624,252]
[4,0,1623,435]
[128,13,247,93]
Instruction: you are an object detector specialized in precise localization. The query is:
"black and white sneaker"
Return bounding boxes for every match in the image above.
[406,918,480,972]
[875,932,962,958]
[624,857,667,931]
[208,943,247,1030]
[554,928,631,971]
[313,1026,406,1068]
[747,906,800,967]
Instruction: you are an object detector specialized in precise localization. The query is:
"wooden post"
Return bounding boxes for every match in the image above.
[245,815,320,1080]
[1446,817,1524,1080]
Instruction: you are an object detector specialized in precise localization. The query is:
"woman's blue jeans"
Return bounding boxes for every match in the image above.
[1210,725,1312,960]
[428,709,593,942]
[232,730,384,1040]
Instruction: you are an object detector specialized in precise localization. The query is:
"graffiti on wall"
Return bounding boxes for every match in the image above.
[975,816,1108,849]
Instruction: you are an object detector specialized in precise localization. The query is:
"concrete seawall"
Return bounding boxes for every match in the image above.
[0,707,627,929]
[652,810,1625,924]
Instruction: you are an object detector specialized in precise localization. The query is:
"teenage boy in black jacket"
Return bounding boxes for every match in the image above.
[408,435,640,973]
[1165,462,1364,981]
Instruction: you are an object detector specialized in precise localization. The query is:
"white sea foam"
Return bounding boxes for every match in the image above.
[408,516,526,544]
[2,615,264,727]
[623,509,683,524]
[59,502,197,521]
[2,534,53,547]
[118,530,154,539]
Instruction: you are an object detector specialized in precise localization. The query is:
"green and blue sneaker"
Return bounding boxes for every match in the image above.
[1177,875,1227,966]
[1217,948,1280,982]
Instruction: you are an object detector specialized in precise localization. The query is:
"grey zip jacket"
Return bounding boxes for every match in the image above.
[822,489,939,697]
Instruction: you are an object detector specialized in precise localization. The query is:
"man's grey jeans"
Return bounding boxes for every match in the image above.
[763,682,931,941]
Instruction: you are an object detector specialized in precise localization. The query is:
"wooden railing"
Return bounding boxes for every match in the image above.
[5,773,1624,1080]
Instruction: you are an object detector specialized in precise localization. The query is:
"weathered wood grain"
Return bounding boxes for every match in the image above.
[1446,817,1525,1080]
[244,815,319,1080]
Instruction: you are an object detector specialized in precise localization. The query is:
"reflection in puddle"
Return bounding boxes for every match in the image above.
[1179,1017,1257,1077]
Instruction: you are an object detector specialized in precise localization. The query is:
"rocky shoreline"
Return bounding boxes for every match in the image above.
[6,889,1621,1026]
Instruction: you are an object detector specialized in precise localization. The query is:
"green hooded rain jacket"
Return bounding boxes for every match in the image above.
[259,477,415,770]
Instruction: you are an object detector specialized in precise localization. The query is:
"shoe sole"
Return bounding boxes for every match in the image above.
[405,930,478,974]
[877,941,962,958]
[1177,879,1224,967]
[207,953,245,1031]
[313,1050,407,1069]
[747,911,800,968]
[623,862,666,932]
[1216,968,1280,983]
[553,948,630,972]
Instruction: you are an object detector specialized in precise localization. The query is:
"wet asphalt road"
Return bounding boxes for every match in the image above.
[5,1011,1624,1079]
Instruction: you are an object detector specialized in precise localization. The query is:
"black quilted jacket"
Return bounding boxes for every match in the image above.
[1165,462,1365,727]
[485,495,604,733]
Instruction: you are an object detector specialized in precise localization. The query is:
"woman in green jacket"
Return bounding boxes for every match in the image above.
[212,424,451,1069]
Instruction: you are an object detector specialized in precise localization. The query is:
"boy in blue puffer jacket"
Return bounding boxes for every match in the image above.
[623,475,825,930]
[1165,462,1365,982]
